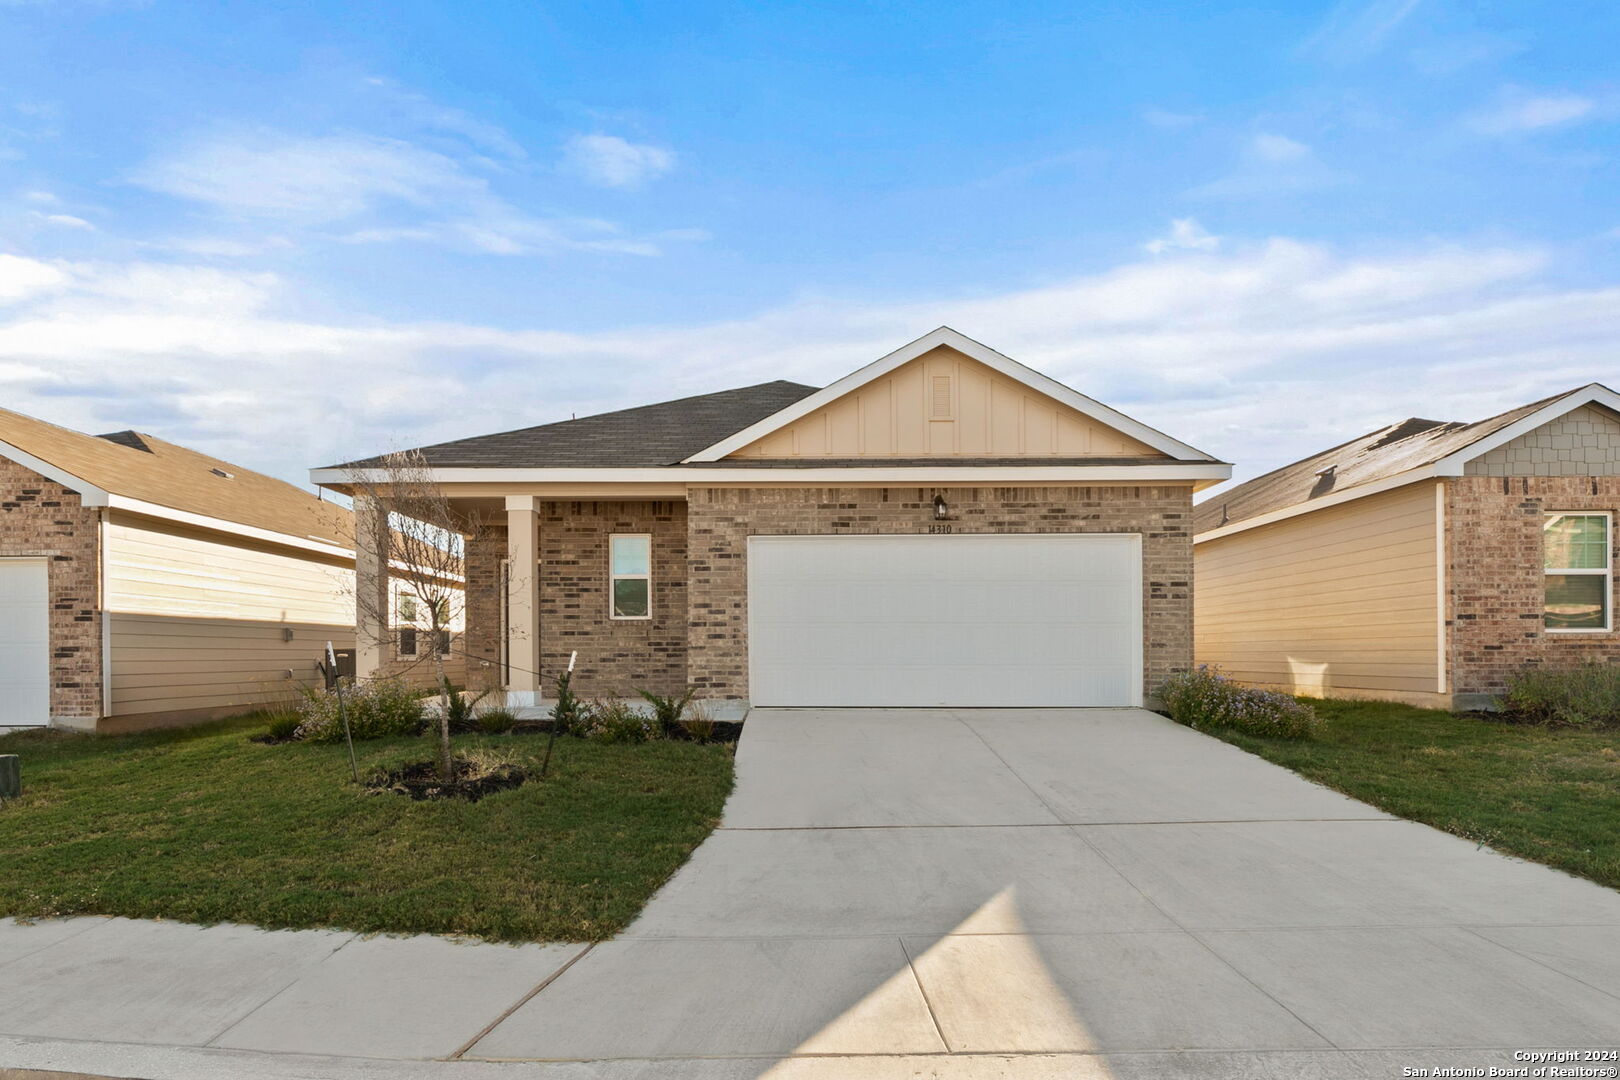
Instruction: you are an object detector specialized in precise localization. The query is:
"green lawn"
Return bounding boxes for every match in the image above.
[1211,698,1620,890]
[0,716,734,942]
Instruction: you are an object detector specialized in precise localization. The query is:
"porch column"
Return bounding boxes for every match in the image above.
[505,495,541,706]
[353,494,390,680]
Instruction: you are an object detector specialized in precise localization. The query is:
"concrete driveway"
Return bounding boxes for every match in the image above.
[2,707,1619,1079]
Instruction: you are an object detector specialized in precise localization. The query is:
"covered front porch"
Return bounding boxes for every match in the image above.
[349,486,697,706]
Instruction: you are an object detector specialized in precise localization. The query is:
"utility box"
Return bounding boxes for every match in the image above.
[0,755,19,799]
[318,649,356,690]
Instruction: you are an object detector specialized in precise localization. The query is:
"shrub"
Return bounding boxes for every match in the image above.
[476,707,517,735]
[635,687,695,738]
[1500,664,1620,727]
[442,677,493,734]
[294,677,427,744]
[680,699,718,742]
[580,698,655,744]
[1159,666,1320,739]
[550,671,584,736]
[264,711,302,741]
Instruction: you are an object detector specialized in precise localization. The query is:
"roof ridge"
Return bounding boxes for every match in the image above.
[323,379,823,471]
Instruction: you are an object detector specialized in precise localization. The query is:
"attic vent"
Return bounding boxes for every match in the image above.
[930,375,953,418]
[210,468,234,480]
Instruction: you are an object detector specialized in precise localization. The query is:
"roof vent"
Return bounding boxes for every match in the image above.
[210,468,235,480]
[1309,463,1338,498]
[930,375,953,418]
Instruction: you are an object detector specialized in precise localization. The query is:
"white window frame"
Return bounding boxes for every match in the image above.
[1544,510,1613,634]
[609,533,653,621]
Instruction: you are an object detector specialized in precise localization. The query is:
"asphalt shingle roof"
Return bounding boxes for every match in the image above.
[333,381,822,470]
[1192,389,1582,534]
[0,407,352,545]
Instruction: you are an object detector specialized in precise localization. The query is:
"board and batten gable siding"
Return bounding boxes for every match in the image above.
[1194,481,1441,703]
[103,512,355,722]
[728,346,1167,459]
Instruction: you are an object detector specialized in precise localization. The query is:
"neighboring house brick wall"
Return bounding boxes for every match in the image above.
[0,457,101,719]
[1464,405,1620,478]
[685,485,1193,700]
[1446,476,1620,697]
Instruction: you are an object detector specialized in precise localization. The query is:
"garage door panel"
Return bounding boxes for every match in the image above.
[0,559,50,726]
[747,535,1141,708]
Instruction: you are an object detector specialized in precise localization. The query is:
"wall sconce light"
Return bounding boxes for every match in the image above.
[932,494,949,521]
[282,627,295,642]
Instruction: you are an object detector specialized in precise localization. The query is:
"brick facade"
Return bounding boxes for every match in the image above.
[1446,476,1620,697]
[686,485,1194,700]
[463,501,690,698]
[0,457,102,720]
[461,485,1194,703]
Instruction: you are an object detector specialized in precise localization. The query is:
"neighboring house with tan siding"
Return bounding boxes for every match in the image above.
[0,409,462,733]
[313,328,1230,710]
[1194,384,1620,710]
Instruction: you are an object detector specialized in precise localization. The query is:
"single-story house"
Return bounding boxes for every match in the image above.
[312,328,1230,710]
[0,408,461,732]
[1193,383,1620,710]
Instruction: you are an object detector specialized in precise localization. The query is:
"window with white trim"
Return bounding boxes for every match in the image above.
[1544,512,1611,632]
[609,534,652,619]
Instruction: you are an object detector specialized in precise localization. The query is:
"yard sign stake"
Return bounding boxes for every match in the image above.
[329,641,359,784]
[540,650,577,779]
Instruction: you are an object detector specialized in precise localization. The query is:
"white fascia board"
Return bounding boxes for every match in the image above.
[106,495,354,559]
[1193,466,1438,544]
[681,326,1220,463]
[321,463,1232,487]
[1430,383,1620,475]
[0,439,110,505]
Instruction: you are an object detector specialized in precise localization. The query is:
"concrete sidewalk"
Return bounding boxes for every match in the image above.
[2,708,1618,1079]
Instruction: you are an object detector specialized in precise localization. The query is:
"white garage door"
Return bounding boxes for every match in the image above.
[0,558,50,727]
[747,534,1141,708]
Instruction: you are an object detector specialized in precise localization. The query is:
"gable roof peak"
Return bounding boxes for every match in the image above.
[684,327,1219,463]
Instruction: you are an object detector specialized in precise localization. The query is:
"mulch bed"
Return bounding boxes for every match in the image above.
[367,758,528,802]
[501,718,743,743]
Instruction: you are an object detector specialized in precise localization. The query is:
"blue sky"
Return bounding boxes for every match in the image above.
[1,0,1618,492]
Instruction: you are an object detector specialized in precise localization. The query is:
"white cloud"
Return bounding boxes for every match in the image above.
[1189,134,1343,200]
[131,128,686,257]
[1141,107,1203,129]
[130,132,474,221]
[0,254,68,302]
[563,134,676,189]
[1250,133,1312,164]
[1300,0,1423,64]
[1145,218,1220,255]
[36,212,93,229]
[0,236,1615,495]
[1467,92,1596,135]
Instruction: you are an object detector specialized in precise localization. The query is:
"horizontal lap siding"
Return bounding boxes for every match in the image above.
[1195,482,1439,695]
[104,515,357,717]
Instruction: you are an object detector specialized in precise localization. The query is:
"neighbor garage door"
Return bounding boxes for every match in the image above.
[747,534,1141,707]
[0,558,50,727]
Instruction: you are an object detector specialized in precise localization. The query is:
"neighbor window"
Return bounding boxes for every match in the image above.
[610,534,652,619]
[398,627,418,656]
[1544,512,1611,632]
